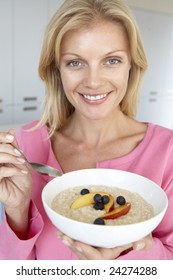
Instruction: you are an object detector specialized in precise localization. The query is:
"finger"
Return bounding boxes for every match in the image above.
[0,130,19,148]
[0,151,26,165]
[0,165,28,179]
[70,241,133,260]
[7,129,21,150]
[56,230,134,260]
[133,234,152,251]
[56,232,90,259]
[0,142,24,159]
[0,132,14,143]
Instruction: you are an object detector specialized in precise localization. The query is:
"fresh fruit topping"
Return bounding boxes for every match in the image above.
[80,188,90,195]
[93,202,104,210]
[104,195,114,212]
[93,218,105,225]
[116,195,126,205]
[93,194,102,203]
[101,202,131,220]
[70,191,114,212]
[102,195,110,204]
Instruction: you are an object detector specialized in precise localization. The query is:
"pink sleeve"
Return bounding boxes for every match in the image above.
[0,201,44,260]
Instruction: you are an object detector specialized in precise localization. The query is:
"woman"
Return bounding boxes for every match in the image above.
[0,0,173,260]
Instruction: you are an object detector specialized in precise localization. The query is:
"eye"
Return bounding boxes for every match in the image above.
[106,58,121,65]
[67,60,81,67]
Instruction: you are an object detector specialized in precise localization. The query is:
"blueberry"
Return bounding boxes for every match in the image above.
[80,188,90,195]
[102,195,110,204]
[116,195,126,205]
[93,202,104,210]
[93,218,105,225]
[93,194,102,203]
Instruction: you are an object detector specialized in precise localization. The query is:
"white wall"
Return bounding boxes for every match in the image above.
[125,0,173,14]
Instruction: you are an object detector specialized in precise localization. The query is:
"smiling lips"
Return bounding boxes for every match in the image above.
[81,93,109,101]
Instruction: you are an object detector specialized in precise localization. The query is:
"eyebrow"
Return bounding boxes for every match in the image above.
[61,50,128,57]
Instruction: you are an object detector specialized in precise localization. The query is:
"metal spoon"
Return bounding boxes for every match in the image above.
[13,145,62,177]
[26,161,62,177]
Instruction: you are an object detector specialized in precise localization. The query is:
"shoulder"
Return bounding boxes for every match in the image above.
[18,120,48,136]
[150,123,173,138]
[148,122,173,147]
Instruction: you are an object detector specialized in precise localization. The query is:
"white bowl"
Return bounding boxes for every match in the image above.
[42,169,168,248]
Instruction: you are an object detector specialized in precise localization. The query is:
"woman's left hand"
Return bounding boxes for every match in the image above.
[57,231,152,260]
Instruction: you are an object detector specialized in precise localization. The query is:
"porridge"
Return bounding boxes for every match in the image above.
[51,185,154,225]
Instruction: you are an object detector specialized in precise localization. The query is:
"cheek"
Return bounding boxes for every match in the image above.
[60,71,80,94]
[116,68,130,89]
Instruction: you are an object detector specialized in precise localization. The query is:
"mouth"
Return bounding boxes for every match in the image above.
[80,92,110,102]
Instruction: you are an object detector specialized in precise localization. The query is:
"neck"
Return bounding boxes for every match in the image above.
[62,110,129,148]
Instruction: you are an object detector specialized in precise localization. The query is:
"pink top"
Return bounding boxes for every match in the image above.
[0,120,173,260]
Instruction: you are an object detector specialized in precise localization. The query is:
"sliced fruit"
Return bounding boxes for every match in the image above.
[71,191,114,212]
[101,202,131,220]
[104,195,114,212]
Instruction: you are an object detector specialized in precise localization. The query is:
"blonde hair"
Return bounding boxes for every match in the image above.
[38,0,147,135]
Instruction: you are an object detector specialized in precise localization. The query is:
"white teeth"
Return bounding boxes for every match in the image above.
[83,93,107,101]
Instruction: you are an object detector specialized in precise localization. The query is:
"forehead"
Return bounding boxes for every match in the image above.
[60,20,129,55]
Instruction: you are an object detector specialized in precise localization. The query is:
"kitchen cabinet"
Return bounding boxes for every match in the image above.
[133,9,173,128]
[0,0,13,124]
[134,8,173,97]
[137,94,173,128]
[0,0,64,125]
[13,0,47,104]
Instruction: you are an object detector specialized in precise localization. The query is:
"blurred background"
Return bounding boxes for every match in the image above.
[1,0,173,131]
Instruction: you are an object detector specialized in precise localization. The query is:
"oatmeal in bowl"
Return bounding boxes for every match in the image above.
[42,169,168,248]
[52,185,154,226]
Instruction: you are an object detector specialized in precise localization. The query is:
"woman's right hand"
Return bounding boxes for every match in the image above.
[0,129,32,238]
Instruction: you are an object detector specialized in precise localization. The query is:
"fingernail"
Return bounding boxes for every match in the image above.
[17,157,25,163]
[6,134,14,141]
[62,239,71,247]
[135,242,145,251]
[21,170,28,174]
[75,246,83,253]
[14,148,22,156]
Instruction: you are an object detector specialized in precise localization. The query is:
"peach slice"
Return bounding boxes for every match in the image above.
[104,195,114,212]
[101,202,131,220]
[71,191,114,212]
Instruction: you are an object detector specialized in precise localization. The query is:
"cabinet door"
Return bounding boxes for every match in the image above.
[13,0,47,104]
[14,103,42,124]
[137,95,173,129]
[0,0,13,105]
[0,105,13,125]
[133,9,173,97]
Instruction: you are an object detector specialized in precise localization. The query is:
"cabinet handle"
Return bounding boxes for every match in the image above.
[23,97,37,101]
[23,106,37,111]
[149,91,158,96]
[149,98,157,102]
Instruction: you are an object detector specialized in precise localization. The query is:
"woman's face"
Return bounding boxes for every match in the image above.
[59,20,131,120]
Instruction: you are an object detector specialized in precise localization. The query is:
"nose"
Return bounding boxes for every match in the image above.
[83,66,104,89]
